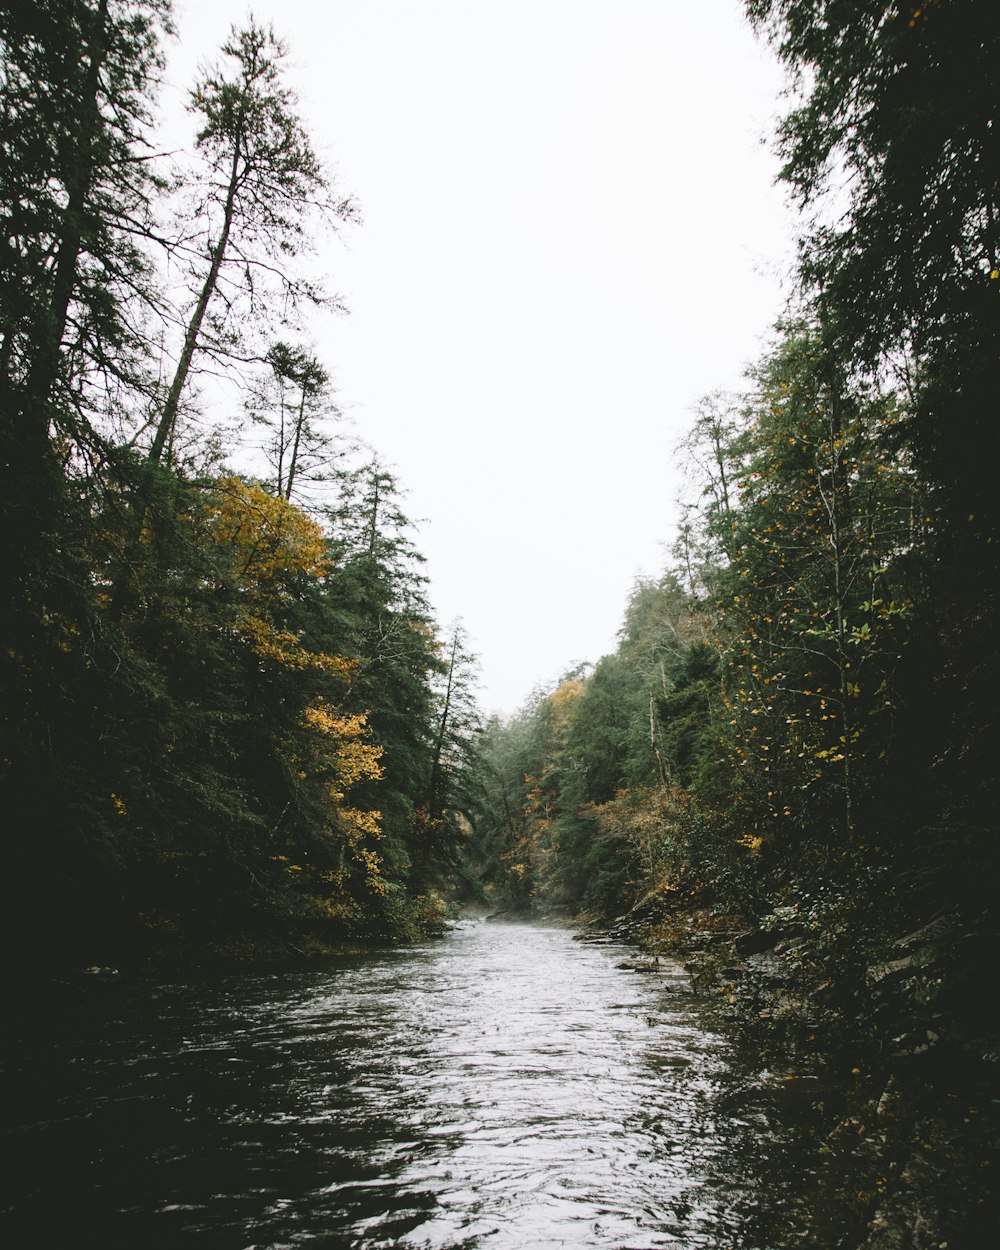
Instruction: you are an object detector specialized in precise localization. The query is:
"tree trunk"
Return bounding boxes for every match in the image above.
[815,394,854,836]
[284,385,308,500]
[649,691,670,787]
[9,0,110,469]
[147,128,244,465]
[428,634,457,822]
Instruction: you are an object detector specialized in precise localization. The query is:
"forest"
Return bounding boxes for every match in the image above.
[2,2,998,1245]
[2,0,998,996]
[470,0,1000,1012]
[0,1,483,971]
[461,5,1000,1239]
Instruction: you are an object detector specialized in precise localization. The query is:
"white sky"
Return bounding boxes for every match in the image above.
[163,0,796,714]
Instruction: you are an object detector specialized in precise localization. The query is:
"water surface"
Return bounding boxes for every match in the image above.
[1,921,834,1248]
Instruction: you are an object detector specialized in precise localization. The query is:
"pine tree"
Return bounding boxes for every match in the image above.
[148,19,356,465]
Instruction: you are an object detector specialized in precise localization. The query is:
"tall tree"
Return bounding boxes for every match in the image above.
[0,0,168,633]
[316,463,445,879]
[0,0,171,967]
[718,326,920,853]
[747,0,1000,874]
[0,0,167,470]
[147,19,355,465]
[427,622,480,825]
[747,0,1000,368]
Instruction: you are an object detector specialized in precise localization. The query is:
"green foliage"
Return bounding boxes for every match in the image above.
[0,5,476,972]
[465,582,718,919]
[747,0,1000,841]
[657,642,720,793]
[468,295,989,968]
[747,0,1000,366]
[247,342,344,505]
[466,0,1000,1016]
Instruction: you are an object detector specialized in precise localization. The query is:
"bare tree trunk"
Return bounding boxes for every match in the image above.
[428,634,458,822]
[815,396,854,836]
[147,132,244,465]
[284,385,308,500]
[367,475,381,556]
[649,691,670,787]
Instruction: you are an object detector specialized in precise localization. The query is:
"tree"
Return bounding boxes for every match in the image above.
[465,677,588,912]
[465,709,546,911]
[248,342,344,503]
[147,19,356,465]
[1,8,465,968]
[0,0,172,969]
[409,621,481,890]
[427,624,480,820]
[702,324,923,899]
[746,0,1000,369]
[0,0,167,473]
[0,0,169,639]
[312,463,445,887]
[747,0,1000,891]
[744,0,1000,582]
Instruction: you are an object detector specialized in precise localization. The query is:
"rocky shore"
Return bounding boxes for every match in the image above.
[576,892,1000,1250]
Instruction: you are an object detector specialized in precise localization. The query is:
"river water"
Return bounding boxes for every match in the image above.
[1,921,840,1249]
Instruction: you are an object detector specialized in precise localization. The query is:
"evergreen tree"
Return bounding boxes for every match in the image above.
[746,0,1000,833]
[247,342,346,504]
[318,463,445,880]
[148,19,356,465]
[0,7,468,970]
[420,621,481,884]
[0,0,172,969]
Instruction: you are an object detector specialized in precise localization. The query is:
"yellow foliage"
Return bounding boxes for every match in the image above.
[206,479,351,677]
[302,703,386,876]
[341,807,383,839]
[239,615,353,675]
[548,676,586,731]
[305,703,364,739]
[352,845,387,895]
[211,476,328,587]
[204,478,392,906]
[303,705,384,790]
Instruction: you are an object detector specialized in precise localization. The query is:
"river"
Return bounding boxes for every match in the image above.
[1,920,841,1249]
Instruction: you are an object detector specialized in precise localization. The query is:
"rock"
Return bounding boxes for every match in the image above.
[868,954,916,985]
[894,916,953,951]
[734,928,782,956]
[744,950,791,985]
[876,1076,904,1126]
[616,958,667,974]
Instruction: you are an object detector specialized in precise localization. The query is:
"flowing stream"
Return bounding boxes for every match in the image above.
[1,921,839,1249]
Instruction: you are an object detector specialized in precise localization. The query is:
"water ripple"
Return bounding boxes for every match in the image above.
[1,920,836,1249]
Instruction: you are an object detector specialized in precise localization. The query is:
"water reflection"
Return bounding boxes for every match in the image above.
[1,921,832,1249]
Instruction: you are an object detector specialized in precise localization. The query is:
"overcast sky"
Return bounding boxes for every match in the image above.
[164,0,796,714]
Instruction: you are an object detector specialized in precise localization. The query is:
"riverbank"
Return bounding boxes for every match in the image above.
[11,888,462,996]
[582,889,1000,1250]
